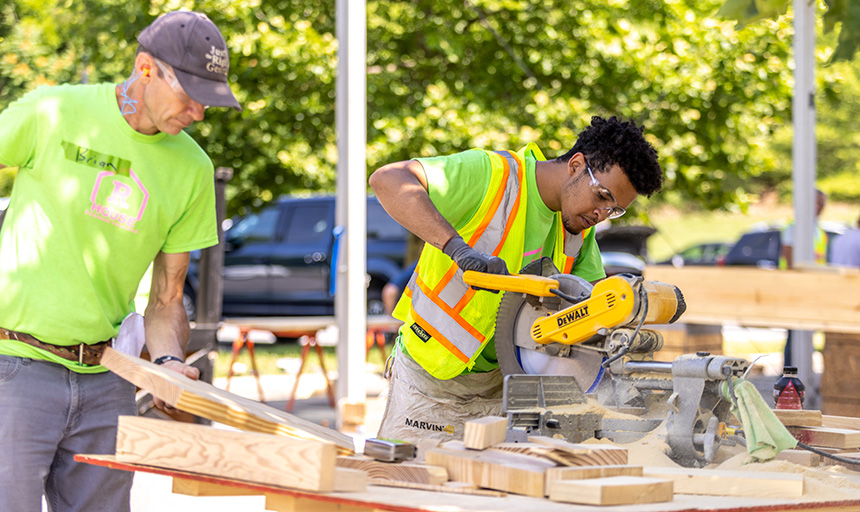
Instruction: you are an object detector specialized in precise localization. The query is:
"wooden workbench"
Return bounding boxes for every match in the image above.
[77,454,860,512]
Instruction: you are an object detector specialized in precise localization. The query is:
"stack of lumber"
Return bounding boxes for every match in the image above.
[102,348,364,493]
[771,408,860,469]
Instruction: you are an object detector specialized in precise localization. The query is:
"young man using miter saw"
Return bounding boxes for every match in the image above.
[369,116,664,443]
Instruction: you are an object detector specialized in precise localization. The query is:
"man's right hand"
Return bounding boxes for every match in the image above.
[443,235,509,275]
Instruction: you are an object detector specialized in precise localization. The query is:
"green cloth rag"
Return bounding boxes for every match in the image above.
[722,378,798,463]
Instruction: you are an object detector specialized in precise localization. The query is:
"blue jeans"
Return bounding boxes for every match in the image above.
[0,355,136,512]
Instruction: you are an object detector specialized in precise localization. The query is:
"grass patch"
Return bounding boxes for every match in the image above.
[213,340,388,379]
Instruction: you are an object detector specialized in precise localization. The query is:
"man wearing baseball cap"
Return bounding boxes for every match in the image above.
[0,11,240,511]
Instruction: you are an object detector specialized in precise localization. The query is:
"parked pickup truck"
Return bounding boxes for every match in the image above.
[184,195,408,319]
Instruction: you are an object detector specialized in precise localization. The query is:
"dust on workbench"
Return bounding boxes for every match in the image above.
[580,418,860,501]
[515,397,645,420]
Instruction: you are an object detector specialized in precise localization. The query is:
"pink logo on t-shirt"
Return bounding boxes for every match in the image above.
[86,170,149,233]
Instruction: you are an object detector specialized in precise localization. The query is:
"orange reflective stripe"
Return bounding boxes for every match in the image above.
[563,256,575,273]
[411,310,470,364]
[416,273,486,342]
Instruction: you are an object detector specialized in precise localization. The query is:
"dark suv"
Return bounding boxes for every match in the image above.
[184,195,408,318]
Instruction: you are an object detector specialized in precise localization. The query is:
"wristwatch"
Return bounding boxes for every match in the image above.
[153,355,184,365]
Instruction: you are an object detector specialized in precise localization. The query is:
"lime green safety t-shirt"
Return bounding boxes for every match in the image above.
[403,148,605,374]
[0,84,218,373]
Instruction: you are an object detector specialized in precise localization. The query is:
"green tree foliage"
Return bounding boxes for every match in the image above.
[0,0,856,217]
[717,0,860,62]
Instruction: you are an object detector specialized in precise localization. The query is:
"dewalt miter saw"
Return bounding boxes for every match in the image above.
[464,258,749,467]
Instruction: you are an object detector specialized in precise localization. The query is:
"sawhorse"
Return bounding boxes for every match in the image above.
[286,334,336,412]
[224,325,266,402]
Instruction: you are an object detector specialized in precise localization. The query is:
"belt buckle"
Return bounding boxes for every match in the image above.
[78,343,85,365]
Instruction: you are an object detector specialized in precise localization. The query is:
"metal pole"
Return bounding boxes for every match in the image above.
[335,0,368,407]
[790,0,817,406]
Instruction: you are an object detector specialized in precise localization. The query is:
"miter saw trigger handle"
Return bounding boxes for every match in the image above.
[462,271,560,297]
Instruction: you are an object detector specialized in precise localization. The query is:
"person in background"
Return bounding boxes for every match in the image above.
[0,11,241,511]
[831,212,860,268]
[780,188,827,367]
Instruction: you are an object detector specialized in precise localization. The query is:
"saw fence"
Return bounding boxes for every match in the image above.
[74,347,860,512]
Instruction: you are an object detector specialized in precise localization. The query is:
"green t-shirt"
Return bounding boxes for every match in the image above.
[0,83,218,373]
[406,148,605,373]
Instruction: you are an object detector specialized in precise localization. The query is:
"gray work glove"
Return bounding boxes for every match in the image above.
[442,235,509,277]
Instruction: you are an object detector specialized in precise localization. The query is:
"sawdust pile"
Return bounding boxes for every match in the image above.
[541,398,646,420]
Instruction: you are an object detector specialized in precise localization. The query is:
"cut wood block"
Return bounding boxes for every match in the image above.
[773,409,823,426]
[643,466,804,498]
[549,476,673,506]
[101,347,354,454]
[336,455,447,485]
[822,414,860,431]
[333,468,367,492]
[774,449,821,467]
[463,416,507,450]
[789,426,860,449]
[116,416,336,492]
[527,436,628,466]
[544,465,643,496]
[425,445,556,497]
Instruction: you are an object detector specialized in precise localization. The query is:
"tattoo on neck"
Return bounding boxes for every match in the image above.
[119,71,141,116]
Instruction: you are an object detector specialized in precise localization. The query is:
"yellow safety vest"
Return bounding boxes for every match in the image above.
[393,144,592,380]
[779,224,828,269]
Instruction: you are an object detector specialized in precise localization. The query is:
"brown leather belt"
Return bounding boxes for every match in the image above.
[0,327,111,366]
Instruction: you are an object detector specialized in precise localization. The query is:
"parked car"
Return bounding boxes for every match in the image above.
[595,225,656,276]
[184,195,408,319]
[723,221,846,268]
[657,242,732,268]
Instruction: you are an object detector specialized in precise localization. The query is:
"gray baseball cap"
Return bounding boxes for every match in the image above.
[138,11,241,112]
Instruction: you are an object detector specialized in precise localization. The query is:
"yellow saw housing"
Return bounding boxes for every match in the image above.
[530,275,684,345]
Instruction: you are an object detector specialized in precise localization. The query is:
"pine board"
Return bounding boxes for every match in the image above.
[101,347,354,454]
[642,266,860,333]
[336,456,448,485]
[773,409,824,427]
[549,476,673,506]
[643,466,804,498]
[788,426,860,449]
[463,416,507,450]
[116,416,336,492]
[545,465,643,496]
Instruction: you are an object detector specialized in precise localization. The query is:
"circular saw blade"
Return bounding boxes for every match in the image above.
[494,264,606,392]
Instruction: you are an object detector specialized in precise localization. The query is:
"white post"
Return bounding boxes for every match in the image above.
[790,0,817,406]
[335,0,368,409]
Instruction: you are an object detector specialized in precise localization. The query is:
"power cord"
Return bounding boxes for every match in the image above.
[795,441,860,467]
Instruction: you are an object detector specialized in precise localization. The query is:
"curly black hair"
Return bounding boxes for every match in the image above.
[555,116,663,197]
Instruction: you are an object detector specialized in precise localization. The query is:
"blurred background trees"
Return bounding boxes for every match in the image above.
[1,0,857,217]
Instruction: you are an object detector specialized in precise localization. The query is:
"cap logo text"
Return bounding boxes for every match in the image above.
[205,45,229,76]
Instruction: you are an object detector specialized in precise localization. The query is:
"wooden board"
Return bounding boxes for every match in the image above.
[643,466,804,498]
[642,266,860,333]
[425,445,556,497]
[336,456,447,485]
[544,465,643,496]
[463,416,507,450]
[774,449,821,467]
[548,476,673,506]
[527,436,628,465]
[823,415,860,431]
[101,347,354,454]
[773,409,824,427]
[116,416,337,492]
[788,426,860,449]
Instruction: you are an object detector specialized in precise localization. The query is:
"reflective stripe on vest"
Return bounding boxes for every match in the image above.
[403,150,525,366]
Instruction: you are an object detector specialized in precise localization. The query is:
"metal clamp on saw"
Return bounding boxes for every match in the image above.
[466,258,749,467]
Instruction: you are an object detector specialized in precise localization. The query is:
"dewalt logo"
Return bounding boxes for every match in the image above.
[557,305,589,328]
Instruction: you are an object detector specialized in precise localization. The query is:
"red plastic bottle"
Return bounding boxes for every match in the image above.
[773,366,805,410]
